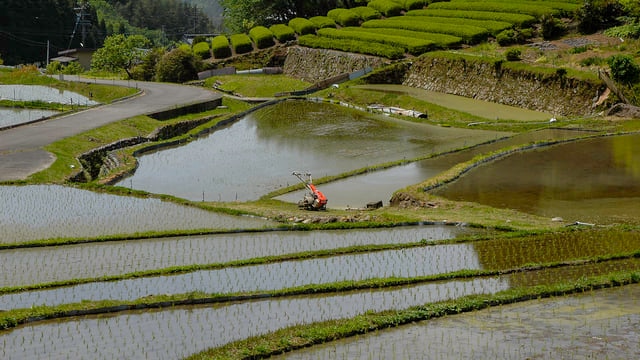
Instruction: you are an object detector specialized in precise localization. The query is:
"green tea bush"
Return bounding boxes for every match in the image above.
[428,1,558,19]
[309,16,337,29]
[193,41,211,59]
[298,34,405,59]
[399,15,511,35]
[211,35,231,58]
[269,24,297,42]
[318,27,434,55]
[362,18,490,44]
[405,0,427,10]
[351,6,382,21]
[249,26,275,49]
[505,48,521,61]
[342,27,463,48]
[327,9,360,27]
[289,17,317,35]
[230,33,254,54]
[368,0,403,17]
[406,9,536,27]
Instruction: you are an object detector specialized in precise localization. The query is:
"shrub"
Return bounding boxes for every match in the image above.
[577,0,624,34]
[62,61,85,75]
[249,26,275,49]
[580,56,605,67]
[342,27,462,48]
[289,17,317,35]
[270,24,297,42]
[400,15,511,35]
[368,0,403,17]
[318,27,434,55]
[496,28,531,46]
[406,9,536,27]
[427,1,560,19]
[362,18,490,44]
[230,33,254,54]
[505,48,521,61]
[46,61,63,74]
[193,41,211,59]
[351,6,381,21]
[155,48,200,83]
[327,9,361,27]
[608,54,640,85]
[309,16,337,29]
[540,14,566,40]
[211,35,231,58]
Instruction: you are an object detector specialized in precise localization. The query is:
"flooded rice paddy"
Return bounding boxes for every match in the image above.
[277,283,640,360]
[0,278,510,360]
[276,128,591,208]
[0,108,60,128]
[0,185,274,243]
[0,225,473,286]
[432,134,640,224]
[0,85,99,106]
[117,101,511,201]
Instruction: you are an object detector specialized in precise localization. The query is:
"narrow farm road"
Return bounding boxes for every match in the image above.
[0,76,221,181]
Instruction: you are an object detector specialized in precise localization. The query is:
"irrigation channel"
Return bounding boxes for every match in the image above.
[1,87,639,359]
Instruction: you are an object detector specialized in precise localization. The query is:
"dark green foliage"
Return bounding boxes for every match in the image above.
[230,33,254,54]
[579,56,605,67]
[131,48,165,81]
[505,48,521,61]
[249,26,275,49]
[577,0,624,34]
[269,24,297,42]
[496,28,531,46]
[289,18,318,35]
[155,48,201,83]
[211,35,232,58]
[540,14,566,40]
[608,54,640,85]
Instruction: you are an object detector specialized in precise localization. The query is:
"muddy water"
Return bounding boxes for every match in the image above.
[117,101,510,201]
[0,225,475,287]
[0,108,59,128]
[0,278,510,360]
[0,185,274,243]
[432,134,640,224]
[277,283,640,360]
[276,129,589,208]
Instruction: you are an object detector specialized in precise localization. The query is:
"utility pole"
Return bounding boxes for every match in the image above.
[68,1,92,49]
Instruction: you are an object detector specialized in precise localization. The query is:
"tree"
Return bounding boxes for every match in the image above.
[577,0,624,34]
[91,34,151,78]
[155,48,201,83]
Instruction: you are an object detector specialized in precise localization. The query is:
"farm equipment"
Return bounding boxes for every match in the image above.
[292,171,327,210]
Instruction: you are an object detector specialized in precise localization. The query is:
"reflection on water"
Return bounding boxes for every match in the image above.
[432,134,640,224]
[118,101,510,201]
[0,108,59,128]
[277,128,590,208]
[0,85,99,105]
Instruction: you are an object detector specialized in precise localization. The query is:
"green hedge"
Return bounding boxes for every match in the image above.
[368,0,403,17]
[230,33,253,54]
[327,8,361,27]
[406,9,536,27]
[269,24,297,42]
[309,16,337,29]
[341,27,463,48]
[351,6,382,21]
[427,1,559,19]
[362,18,490,44]
[453,0,579,17]
[289,17,317,35]
[396,15,512,35]
[404,0,428,10]
[192,41,211,59]
[298,34,405,59]
[249,26,275,49]
[211,35,231,58]
[318,27,434,55]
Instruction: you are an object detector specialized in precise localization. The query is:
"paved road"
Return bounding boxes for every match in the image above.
[0,77,220,181]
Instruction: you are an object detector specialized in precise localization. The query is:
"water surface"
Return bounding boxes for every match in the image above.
[432,134,640,224]
[0,85,99,106]
[118,101,510,201]
[0,108,59,128]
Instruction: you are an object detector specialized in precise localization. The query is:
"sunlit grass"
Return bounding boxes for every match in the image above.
[204,74,312,98]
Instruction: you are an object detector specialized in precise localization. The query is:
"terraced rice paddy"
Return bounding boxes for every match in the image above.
[0,108,60,128]
[0,185,275,243]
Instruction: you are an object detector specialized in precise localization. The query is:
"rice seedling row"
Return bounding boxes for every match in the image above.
[0,277,508,360]
[0,225,473,286]
[0,185,273,243]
